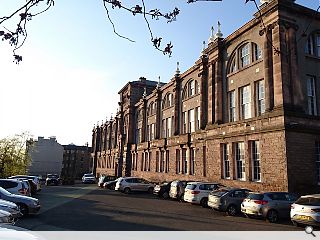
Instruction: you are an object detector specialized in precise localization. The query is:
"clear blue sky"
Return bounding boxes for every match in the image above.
[0,0,317,145]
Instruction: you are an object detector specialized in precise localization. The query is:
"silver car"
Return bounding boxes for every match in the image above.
[0,187,40,216]
[0,199,22,219]
[115,177,154,194]
[9,175,42,192]
[0,209,14,224]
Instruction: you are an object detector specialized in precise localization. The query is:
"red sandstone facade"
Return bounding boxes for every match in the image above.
[91,0,320,194]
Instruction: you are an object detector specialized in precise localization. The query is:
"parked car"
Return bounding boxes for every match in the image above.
[9,175,41,192]
[241,192,298,223]
[103,179,119,190]
[291,194,320,227]
[208,188,251,216]
[20,179,32,197]
[0,187,40,216]
[98,175,117,188]
[0,209,14,225]
[0,179,29,196]
[184,182,224,207]
[45,174,60,186]
[82,173,96,184]
[169,180,189,201]
[0,199,22,219]
[115,177,154,194]
[153,181,172,199]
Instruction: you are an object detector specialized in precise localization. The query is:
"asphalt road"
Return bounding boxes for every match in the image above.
[15,184,300,231]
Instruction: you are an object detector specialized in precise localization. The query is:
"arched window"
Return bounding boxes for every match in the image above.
[162,93,174,109]
[227,53,237,74]
[182,79,199,100]
[137,108,143,121]
[239,43,250,67]
[147,102,156,116]
[305,31,320,57]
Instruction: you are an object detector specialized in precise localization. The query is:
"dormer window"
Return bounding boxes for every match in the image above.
[305,32,320,57]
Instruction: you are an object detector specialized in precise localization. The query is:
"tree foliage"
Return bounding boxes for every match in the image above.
[0,0,223,63]
[0,132,33,178]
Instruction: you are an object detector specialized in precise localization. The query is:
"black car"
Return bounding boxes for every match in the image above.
[45,174,60,186]
[98,175,117,188]
[103,180,118,190]
[153,181,172,199]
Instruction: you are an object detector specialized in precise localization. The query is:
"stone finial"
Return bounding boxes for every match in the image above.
[215,21,223,39]
[175,61,180,76]
[110,114,113,121]
[156,76,161,89]
[208,26,215,43]
[142,87,147,98]
[201,40,206,55]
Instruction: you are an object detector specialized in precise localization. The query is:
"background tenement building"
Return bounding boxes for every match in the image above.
[91,0,320,194]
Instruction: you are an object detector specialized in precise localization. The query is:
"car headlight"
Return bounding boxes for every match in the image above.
[33,201,39,206]
[0,215,14,224]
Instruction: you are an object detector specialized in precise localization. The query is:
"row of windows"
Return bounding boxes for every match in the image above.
[97,155,116,169]
[228,80,265,122]
[222,141,261,182]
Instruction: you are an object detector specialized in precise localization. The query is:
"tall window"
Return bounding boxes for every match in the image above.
[160,151,165,172]
[190,148,195,175]
[176,149,180,174]
[165,150,170,173]
[240,85,251,120]
[190,80,195,96]
[306,33,320,57]
[150,123,155,140]
[253,43,262,61]
[167,117,172,137]
[148,152,151,171]
[307,76,317,116]
[162,119,166,138]
[229,91,235,122]
[235,142,245,180]
[240,43,250,67]
[316,142,320,184]
[195,107,200,130]
[141,152,144,171]
[222,144,230,179]
[182,149,187,174]
[156,151,159,172]
[182,112,187,134]
[251,141,261,182]
[188,109,195,133]
[256,81,265,116]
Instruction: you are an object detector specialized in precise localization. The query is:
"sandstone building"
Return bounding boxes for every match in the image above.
[91,0,320,194]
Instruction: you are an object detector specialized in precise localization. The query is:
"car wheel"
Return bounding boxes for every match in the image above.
[227,205,237,216]
[162,192,169,199]
[147,187,154,194]
[266,210,279,223]
[17,203,29,216]
[200,198,208,208]
[292,221,302,227]
[123,187,131,194]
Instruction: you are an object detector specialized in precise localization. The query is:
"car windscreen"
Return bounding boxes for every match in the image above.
[295,197,320,206]
[247,193,264,200]
[210,190,229,197]
[0,187,12,195]
[185,184,197,190]
[84,174,94,177]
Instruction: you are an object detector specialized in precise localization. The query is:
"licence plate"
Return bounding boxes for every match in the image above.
[295,215,312,221]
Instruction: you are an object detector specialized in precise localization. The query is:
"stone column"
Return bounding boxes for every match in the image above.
[142,99,147,142]
[186,147,190,175]
[199,55,208,129]
[174,74,181,135]
[263,26,274,111]
[214,57,223,124]
[155,89,162,139]
[208,62,215,124]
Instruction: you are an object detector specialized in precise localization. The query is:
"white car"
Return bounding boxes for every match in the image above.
[0,209,14,224]
[9,175,42,192]
[183,182,224,207]
[0,199,22,219]
[291,194,320,227]
[82,173,96,184]
[115,177,154,194]
[0,179,29,196]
